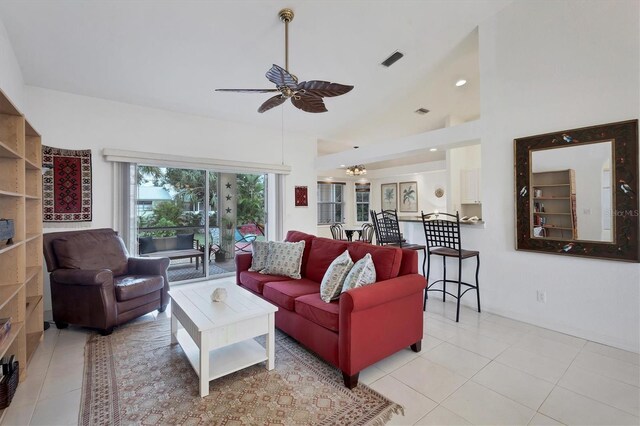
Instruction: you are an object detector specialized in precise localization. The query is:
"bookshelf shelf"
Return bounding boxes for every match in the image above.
[531,169,577,239]
[0,88,43,386]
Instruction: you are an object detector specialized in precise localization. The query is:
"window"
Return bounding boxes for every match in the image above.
[317,182,345,224]
[355,183,370,222]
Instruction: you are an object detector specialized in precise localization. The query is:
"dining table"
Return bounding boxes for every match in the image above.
[342,227,363,242]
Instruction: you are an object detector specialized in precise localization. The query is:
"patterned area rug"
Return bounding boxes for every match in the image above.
[80,318,403,425]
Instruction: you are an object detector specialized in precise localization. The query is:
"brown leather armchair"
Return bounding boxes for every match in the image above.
[43,228,170,335]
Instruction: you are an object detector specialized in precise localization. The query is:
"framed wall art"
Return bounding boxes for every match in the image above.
[381,183,397,210]
[399,181,418,212]
[294,186,308,207]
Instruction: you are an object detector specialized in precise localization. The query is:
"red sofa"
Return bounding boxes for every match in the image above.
[235,230,426,388]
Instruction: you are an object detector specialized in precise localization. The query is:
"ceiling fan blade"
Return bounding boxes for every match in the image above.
[258,95,287,113]
[291,93,328,113]
[297,80,354,97]
[265,64,298,88]
[215,88,279,93]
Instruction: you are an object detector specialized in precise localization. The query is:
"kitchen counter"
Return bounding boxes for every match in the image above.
[397,216,485,227]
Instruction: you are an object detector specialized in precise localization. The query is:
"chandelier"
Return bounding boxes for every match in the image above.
[346,165,367,176]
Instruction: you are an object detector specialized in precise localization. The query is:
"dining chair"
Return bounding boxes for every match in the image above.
[421,211,480,322]
[330,224,348,240]
[370,209,426,276]
[360,223,375,243]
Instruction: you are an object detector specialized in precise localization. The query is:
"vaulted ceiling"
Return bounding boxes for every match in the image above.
[0,0,510,155]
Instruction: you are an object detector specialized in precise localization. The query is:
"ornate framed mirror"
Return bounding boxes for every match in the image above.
[514,120,639,262]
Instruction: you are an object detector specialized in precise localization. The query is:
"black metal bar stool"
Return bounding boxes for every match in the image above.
[421,211,480,322]
[370,209,427,276]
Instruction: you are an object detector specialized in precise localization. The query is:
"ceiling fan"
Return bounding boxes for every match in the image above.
[215,8,353,113]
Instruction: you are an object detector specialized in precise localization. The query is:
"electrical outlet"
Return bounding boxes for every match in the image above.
[536,290,547,303]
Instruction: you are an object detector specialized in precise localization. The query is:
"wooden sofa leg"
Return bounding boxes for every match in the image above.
[410,340,422,353]
[158,305,167,313]
[342,372,359,389]
[55,321,68,329]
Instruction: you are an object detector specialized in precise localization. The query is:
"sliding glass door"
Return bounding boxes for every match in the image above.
[134,165,267,283]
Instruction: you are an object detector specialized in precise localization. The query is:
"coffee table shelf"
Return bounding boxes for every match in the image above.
[175,328,268,381]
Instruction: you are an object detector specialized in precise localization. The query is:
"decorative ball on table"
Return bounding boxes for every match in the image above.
[211,288,228,302]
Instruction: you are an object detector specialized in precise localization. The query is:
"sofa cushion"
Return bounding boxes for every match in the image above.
[52,232,129,276]
[176,233,194,250]
[262,279,320,311]
[138,237,156,255]
[295,293,340,332]
[285,230,315,277]
[239,270,288,294]
[342,253,376,293]
[114,275,164,301]
[306,238,350,283]
[260,241,305,279]
[248,240,270,272]
[347,242,402,281]
[320,250,353,302]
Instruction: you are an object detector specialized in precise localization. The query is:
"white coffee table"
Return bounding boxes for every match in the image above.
[169,281,278,397]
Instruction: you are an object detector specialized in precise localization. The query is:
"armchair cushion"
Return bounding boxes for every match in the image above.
[128,257,170,276]
[52,232,129,276]
[114,275,164,301]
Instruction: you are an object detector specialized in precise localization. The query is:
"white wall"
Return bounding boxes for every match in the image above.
[0,17,24,111]
[475,0,639,351]
[25,86,318,234]
[24,87,318,313]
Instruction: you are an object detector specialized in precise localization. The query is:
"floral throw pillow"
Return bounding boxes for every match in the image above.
[342,253,376,293]
[249,240,270,272]
[260,240,305,279]
[320,250,354,303]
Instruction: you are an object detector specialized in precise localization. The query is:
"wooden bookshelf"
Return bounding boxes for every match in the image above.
[531,169,578,240]
[0,88,43,395]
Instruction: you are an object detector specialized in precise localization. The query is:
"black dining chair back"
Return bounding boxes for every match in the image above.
[370,209,403,245]
[421,211,461,252]
[370,209,427,276]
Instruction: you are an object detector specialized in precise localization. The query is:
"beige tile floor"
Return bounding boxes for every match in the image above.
[1,277,639,425]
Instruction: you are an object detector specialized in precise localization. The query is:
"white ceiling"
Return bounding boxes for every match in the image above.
[0,0,510,154]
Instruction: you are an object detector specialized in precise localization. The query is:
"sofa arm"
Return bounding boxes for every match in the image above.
[51,269,113,286]
[235,253,253,284]
[128,256,171,308]
[341,274,426,313]
[338,273,426,376]
[128,256,170,276]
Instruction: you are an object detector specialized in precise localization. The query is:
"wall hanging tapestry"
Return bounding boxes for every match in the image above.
[42,146,92,222]
[295,186,308,206]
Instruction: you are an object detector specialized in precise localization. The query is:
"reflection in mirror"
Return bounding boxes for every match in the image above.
[531,141,613,242]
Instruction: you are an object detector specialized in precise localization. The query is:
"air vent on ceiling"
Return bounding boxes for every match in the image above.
[381,51,404,67]
[414,108,430,115]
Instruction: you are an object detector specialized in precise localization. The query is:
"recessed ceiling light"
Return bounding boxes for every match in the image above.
[455,79,467,87]
[340,164,346,167]
[430,148,438,152]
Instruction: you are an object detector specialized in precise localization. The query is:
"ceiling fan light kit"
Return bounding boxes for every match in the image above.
[215,8,353,113]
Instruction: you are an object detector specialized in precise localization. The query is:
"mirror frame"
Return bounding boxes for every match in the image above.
[514,120,639,262]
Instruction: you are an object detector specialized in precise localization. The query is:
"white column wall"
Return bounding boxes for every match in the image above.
[474,0,639,351]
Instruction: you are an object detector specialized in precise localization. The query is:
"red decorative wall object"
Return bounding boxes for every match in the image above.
[295,186,308,207]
